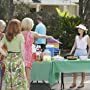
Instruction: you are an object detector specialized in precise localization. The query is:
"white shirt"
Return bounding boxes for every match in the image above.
[75,35,89,49]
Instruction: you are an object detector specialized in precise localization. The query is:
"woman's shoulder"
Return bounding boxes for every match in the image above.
[1,34,6,40]
[17,33,24,39]
[17,33,23,37]
[75,35,79,39]
[22,31,27,34]
[85,34,89,37]
[30,31,35,37]
[22,31,31,36]
[84,35,89,39]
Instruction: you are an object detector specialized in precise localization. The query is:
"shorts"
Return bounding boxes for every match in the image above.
[74,49,87,57]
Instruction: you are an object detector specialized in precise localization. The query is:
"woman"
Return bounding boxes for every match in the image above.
[0,20,6,90]
[70,24,90,88]
[21,17,53,88]
[0,19,28,90]
[0,20,6,40]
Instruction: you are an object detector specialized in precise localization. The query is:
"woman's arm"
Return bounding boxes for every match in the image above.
[0,35,7,56]
[70,40,77,55]
[87,36,90,56]
[33,32,53,39]
[0,42,7,56]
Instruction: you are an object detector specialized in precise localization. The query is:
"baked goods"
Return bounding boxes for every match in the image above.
[67,56,77,60]
[64,54,78,60]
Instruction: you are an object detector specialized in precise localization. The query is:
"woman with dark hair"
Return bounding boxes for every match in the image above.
[69,24,90,88]
[0,19,28,90]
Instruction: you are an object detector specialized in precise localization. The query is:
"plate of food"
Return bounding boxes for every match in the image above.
[64,54,78,60]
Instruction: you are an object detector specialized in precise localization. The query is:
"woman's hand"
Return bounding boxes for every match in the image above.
[46,36,53,39]
[69,52,72,55]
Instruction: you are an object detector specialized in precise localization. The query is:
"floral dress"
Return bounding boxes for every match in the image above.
[23,31,34,69]
[1,33,28,90]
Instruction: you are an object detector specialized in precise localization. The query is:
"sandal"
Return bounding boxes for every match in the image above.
[70,83,76,88]
[77,83,84,88]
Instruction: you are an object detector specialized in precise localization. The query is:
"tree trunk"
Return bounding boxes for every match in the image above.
[8,0,15,20]
[79,0,83,19]
[79,0,90,30]
[85,0,90,30]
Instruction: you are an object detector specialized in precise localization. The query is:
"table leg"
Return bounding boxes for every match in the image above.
[61,73,64,90]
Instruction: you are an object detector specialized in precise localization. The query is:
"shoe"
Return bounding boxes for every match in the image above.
[70,83,76,88]
[77,83,84,88]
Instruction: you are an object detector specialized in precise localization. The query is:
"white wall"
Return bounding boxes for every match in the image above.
[71,0,79,3]
[14,0,79,4]
[40,0,79,4]
[13,0,32,4]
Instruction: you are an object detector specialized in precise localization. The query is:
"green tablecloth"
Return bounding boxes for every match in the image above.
[50,60,90,84]
[31,60,90,84]
[52,60,90,73]
[31,61,52,81]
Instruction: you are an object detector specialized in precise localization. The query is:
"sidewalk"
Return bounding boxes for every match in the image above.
[52,75,90,90]
[2,74,90,90]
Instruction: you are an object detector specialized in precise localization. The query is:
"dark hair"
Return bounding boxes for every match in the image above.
[37,15,43,22]
[6,19,21,41]
[76,28,87,37]
[77,31,86,37]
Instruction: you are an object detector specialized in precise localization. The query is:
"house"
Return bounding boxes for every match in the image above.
[13,0,79,16]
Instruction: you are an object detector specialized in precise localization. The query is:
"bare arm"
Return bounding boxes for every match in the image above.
[70,40,77,55]
[0,35,7,56]
[87,37,90,56]
[33,31,53,39]
[0,42,7,56]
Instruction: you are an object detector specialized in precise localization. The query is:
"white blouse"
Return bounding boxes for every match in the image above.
[75,35,89,49]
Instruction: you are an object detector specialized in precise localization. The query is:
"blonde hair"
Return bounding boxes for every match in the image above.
[0,20,6,31]
[21,17,34,31]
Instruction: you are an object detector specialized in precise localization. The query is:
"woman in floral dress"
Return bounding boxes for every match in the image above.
[0,19,28,90]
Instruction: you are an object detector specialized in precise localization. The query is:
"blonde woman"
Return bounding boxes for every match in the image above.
[0,20,6,40]
[0,20,6,90]
[21,17,53,88]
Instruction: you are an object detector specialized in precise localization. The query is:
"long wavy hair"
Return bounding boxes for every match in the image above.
[6,19,21,41]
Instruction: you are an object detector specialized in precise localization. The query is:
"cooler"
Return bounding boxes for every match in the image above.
[46,47,54,57]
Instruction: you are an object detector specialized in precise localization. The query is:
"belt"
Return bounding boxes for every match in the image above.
[8,51,20,53]
[76,48,86,50]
